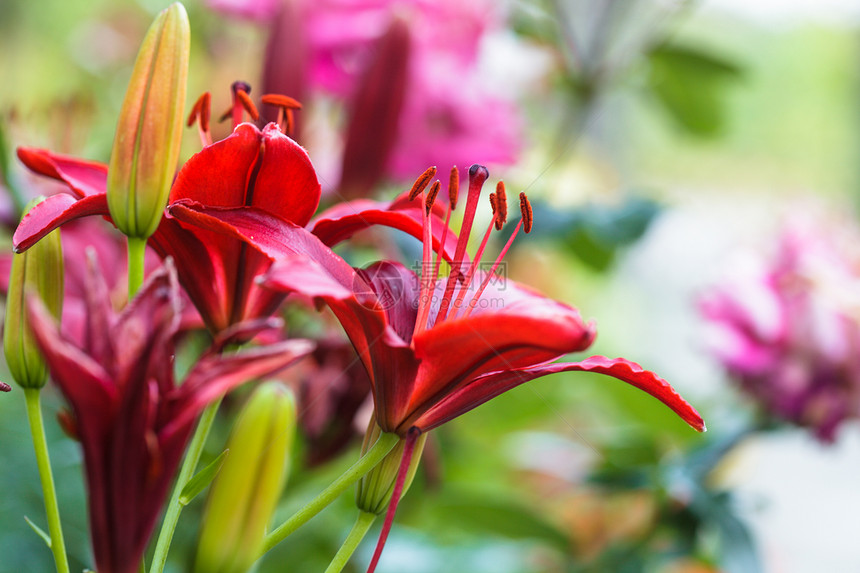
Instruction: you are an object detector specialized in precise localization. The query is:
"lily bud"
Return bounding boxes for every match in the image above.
[3,199,63,389]
[194,382,296,573]
[355,421,427,515]
[107,2,189,239]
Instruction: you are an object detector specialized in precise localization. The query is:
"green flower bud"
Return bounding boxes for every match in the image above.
[107,2,189,239]
[3,199,63,389]
[355,421,427,515]
[194,382,297,573]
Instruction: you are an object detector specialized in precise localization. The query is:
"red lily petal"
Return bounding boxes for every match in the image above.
[13,193,111,252]
[17,147,108,198]
[408,297,596,420]
[356,261,420,344]
[149,216,232,333]
[26,295,116,430]
[311,200,461,263]
[168,123,260,207]
[163,339,314,439]
[261,255,421,430]
[250,123,321,227]
[168,201,355,281]
[168,123,320,226]
[413,356,706,433]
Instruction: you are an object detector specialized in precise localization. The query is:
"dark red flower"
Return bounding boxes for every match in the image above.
[26,259,312,573]
[14,121,321,336]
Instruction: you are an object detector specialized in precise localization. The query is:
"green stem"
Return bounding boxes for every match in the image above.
[24,388,70,573]
[261,432,400,554]
[127,236,147,299]
[149,399,222,573]
[324,512,376,573]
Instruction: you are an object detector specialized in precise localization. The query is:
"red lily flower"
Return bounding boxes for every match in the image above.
[26,258,312,573]
[13,117,321,335]
[264,165,705,436]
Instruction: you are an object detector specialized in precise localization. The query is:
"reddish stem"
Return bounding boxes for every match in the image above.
[366,428,421,573]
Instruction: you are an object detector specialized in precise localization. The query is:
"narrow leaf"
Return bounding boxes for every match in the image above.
[24,515,52,548]
[179,449,229,506]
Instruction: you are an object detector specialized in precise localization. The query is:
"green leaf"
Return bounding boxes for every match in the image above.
[179,448,229,506]
[695,491,762,573]
[23,515,52,548]
[647,43,744,137]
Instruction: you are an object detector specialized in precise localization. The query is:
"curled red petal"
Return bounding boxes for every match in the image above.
[163,339,315,439]
[17,147,108,198]
[407,297,595,421]
[311,201,461,263]
[13,193,111,253]
[413,356,705,433]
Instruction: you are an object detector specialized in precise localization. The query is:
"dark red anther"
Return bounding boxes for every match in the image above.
[448,166,459,210]
[494,181,507,230]
[519,192,533,233]
[425,180,441,214]
[0,381,10,392]
[409,166,437,201]
[489,192,498,219]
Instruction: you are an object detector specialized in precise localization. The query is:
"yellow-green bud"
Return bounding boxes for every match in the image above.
[355,421,427,515]
[107,2,189,239]
[194,382,296,573]
[3,199,63,389]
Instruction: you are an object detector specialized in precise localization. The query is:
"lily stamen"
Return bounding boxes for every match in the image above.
[461,192,533,318]
[414,185,435,336]
[435,165,488,325]
[415,168,459,336]
[186,92,212,147]
[261,93,303,135]
[449,192,502,319]
[430,166,459,284]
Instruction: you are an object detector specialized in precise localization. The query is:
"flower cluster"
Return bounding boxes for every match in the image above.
[701,217,860,441]
[2,4,704,573]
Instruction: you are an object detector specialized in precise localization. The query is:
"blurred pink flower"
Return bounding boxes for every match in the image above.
[209,0,522,182]
[701,218,860,441]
